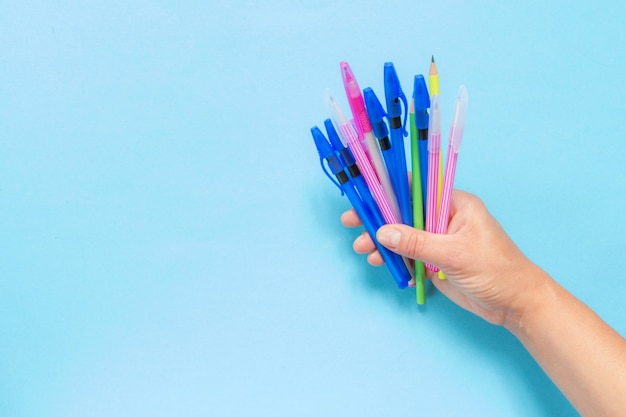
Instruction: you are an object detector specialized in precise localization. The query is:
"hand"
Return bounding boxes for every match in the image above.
[341,190,546,326]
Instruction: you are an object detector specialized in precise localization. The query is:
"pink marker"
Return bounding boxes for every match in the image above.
[425,94,442,272]
[326,89,399,225]
[340,62,401,221]
[433,86,469,271]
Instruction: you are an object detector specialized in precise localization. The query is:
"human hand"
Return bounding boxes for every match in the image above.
[341,190,547,326]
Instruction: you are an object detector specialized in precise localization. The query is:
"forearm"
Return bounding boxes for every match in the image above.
[505,269,626,417]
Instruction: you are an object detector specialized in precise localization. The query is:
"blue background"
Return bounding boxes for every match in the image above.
[1,1,625,416]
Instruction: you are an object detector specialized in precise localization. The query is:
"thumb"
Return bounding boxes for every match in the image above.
[376,224,451,268]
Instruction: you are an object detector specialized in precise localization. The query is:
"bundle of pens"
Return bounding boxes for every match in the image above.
[310,58,468,305]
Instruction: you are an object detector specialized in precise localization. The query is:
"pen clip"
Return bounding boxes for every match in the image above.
[320,157,344,195]
[399,90,408,137]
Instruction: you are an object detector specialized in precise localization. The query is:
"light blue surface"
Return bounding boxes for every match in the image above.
[1,1,625,416]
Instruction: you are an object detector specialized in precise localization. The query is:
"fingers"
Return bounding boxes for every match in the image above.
[376,224,454,269]
[353,232,384,266]
[340,208,362,228]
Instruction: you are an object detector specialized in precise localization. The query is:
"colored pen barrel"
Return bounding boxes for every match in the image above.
[409,103,426,304]
[425,94,441,272]
[383,62,413,227]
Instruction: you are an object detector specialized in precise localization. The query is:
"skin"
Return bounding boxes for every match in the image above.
[341,190,626,417]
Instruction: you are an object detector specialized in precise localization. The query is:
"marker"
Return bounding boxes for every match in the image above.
[326,89,400,225]
[340,62,401,220]
[425,94,442,272]
[383,62,413,227]
[433,86,468,274]
[311,126,412,289]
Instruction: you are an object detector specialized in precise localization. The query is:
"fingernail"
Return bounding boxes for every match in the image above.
[377,227,401,248]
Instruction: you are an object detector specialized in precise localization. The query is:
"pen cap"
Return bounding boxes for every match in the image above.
[324,118,356,168]
[383,62,408,135]
[412,75,430,111]
[311,126,343,179]
[363,87,389,139]
[383,62,405,116]
[340,62,373,134]
[427,94,442,152]
[325,88,359,145]
[449,85,468,152]
[324,118,344,152]
[413,75,430,130]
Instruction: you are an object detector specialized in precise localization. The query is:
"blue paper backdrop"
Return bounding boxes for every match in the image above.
[1,1,625,416]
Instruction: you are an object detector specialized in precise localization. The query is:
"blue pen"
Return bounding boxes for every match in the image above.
[383,62,412,227]
[323,119,386,228]
[413,75,431,211]
[363,87,400,207]
[311,126,412,289]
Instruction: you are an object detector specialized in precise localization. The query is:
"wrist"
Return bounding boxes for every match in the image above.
[503,265,556,336]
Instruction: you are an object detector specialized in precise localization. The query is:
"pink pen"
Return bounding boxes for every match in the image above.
[425,94,442,272]
[326,89,400,225]
[433,86,469,271]
[340,62,401,221]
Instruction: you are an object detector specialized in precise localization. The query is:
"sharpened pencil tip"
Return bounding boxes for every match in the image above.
[431,55,435,63]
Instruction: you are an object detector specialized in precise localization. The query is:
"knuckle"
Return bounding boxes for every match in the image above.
[403,229,426,259]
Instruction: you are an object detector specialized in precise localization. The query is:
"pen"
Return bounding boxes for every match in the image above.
[433,86,468,273]
[425,94,441,272]
[340,62,401,221]
[311,126,412,289]
[409,79,428,305]
[412,75,430,217]
[363,87,399,206]
[326,89,400,225]
[383,62,413,227]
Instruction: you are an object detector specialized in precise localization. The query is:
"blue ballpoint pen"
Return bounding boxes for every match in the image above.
[311,126,412,289]
[363,87,399,205]
[323,119,386,228]
[383,62,413,227]
[413,75,431,211]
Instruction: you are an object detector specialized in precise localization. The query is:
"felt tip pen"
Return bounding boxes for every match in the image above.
[425,94,441,272]
[326,89,400,225]
[434,86,468,270]
[311,126,412,289]
[340,62,400,221]
[383,62,413,227]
